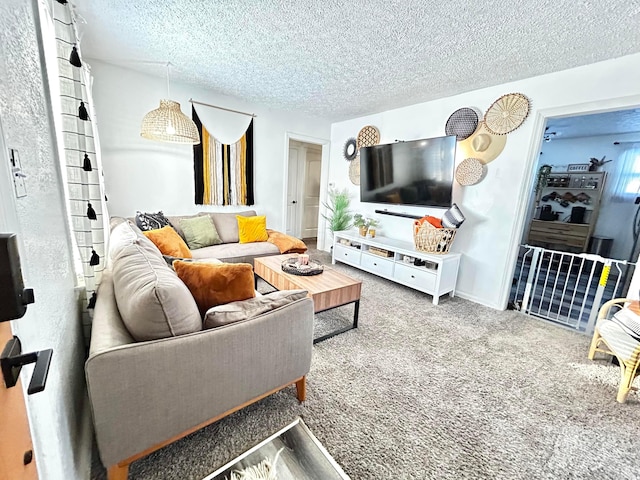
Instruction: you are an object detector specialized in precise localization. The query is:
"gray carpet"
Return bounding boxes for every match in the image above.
[92,248,640,480]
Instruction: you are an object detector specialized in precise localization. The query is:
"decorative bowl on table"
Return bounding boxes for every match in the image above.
[281,257,324,276]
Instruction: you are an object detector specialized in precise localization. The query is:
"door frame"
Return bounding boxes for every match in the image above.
[0,110,38,479]
[500,93,640,310]
[282,132,330,246]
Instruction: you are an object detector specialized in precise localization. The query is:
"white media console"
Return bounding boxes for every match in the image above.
[332,230,461,305]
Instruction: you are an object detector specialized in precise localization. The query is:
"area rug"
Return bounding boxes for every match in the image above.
[92,247,640,480]
[202,418,349,480]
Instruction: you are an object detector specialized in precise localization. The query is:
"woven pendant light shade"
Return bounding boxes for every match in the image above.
[141,99,200,144]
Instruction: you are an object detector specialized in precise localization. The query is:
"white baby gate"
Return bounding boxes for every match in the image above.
[510,245,634,334]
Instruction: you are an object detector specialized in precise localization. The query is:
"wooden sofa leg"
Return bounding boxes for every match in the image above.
[296,376,306,402]
[108,462,129,480]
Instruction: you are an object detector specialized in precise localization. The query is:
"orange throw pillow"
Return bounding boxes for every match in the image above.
[173,261,255,315]
[237,215,268,243]
[143,226,192,258]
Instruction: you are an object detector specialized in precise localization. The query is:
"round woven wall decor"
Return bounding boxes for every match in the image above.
[357,125,380,149]
[445,108,479,141]
[349,155,361,185]
[455,158,485,186]
[484,93,530,135]
[343,138,358,161]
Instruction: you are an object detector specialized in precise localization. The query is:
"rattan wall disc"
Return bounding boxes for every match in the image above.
[445,108,479,141]
[455,158,485,186]
[484,93,530,135]
[357,125,380,149]
[349,155,361,185]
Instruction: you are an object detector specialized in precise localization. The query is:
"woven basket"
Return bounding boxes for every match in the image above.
[413,224,457,254]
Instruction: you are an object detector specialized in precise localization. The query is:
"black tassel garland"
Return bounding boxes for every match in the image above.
[69,45,82,67]
[87,202,97,220]
[89,249,100,266]
[87,292,97,309]
[78,101,89,120]
[83,153,92,171]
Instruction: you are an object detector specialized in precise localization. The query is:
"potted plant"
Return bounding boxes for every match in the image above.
[321,188,352,237]
[353,214,380,237]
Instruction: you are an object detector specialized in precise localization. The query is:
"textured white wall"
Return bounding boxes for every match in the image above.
[89,60,332,230]
[0,0,92,478]
[329,53,640,309]
[538,132,640,260]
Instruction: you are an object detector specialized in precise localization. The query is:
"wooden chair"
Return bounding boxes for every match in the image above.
[588,298,640,403]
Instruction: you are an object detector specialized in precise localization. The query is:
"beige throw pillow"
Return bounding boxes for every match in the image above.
[203,290,308,329]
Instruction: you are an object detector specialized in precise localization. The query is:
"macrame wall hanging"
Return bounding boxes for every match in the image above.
[192,107,254,205]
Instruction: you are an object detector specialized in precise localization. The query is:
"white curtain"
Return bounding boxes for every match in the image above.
[611,143,640,203]
[50,1,109,343]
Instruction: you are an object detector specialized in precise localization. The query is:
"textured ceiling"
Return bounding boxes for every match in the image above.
[73,0,640,121]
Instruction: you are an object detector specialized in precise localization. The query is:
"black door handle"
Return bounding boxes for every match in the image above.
[1,336,52,394]
[292,200,297,204]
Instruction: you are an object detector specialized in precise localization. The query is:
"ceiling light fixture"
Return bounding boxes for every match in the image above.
[140,62,200,145]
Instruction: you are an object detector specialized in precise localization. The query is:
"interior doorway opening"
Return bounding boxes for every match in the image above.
[284,138,324,245]
[509,105,640,331]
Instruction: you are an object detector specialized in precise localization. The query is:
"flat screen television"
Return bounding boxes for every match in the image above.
[359,135,456,208]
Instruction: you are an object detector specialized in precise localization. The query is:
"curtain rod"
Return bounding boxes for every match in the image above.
[613,141,640,145]
[189,99,256,118]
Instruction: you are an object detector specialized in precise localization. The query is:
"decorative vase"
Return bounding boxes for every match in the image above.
[359,226,368,237]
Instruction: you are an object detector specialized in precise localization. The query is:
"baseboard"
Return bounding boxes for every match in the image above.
[455,291,504,310]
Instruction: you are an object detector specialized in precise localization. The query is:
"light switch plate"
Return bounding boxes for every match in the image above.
[9,149,26,198]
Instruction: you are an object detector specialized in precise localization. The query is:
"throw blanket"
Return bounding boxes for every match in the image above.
[266,230,307,254]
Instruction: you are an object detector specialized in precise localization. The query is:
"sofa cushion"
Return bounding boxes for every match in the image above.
[143,226,192,258]
[208,210,256,244]
[109,219,162,261]
[237,215,268,243]
[173,261,255,315]
[203,290,308,329]
[179,215,222,249]
[162,255,222,268]
[190,241,279,264]
[111,241,202,341]
[165,214,201,241]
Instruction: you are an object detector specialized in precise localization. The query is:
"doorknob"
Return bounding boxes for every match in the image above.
[1,336,52,394]
[292,200,297,204]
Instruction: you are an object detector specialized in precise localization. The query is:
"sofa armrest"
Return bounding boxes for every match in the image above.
[86,297,314,468]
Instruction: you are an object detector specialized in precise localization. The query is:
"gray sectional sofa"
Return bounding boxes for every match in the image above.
[86,215,314,479]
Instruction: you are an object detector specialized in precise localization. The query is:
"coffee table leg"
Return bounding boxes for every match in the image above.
[353,300,359,328]
[313,299,360,344]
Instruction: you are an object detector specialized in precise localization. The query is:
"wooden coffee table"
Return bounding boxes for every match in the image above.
[254,254,362,344]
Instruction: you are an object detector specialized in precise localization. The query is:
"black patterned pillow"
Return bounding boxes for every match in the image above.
[135,211,172,231]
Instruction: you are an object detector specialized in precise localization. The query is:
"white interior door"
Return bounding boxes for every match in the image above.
[286,145,300,236]
[302,148,321,238]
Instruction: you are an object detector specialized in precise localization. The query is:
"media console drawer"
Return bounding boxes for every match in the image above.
[361,252,394,277]
[394,263,436,291]
[334,244,361,265]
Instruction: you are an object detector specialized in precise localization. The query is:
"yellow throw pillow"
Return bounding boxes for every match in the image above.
[173,261,255,316]
[237,215,268,243]
[142,226,192,258]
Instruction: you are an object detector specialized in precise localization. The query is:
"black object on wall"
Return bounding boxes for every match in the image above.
[570,206,586,224]
[0,233,34,322]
